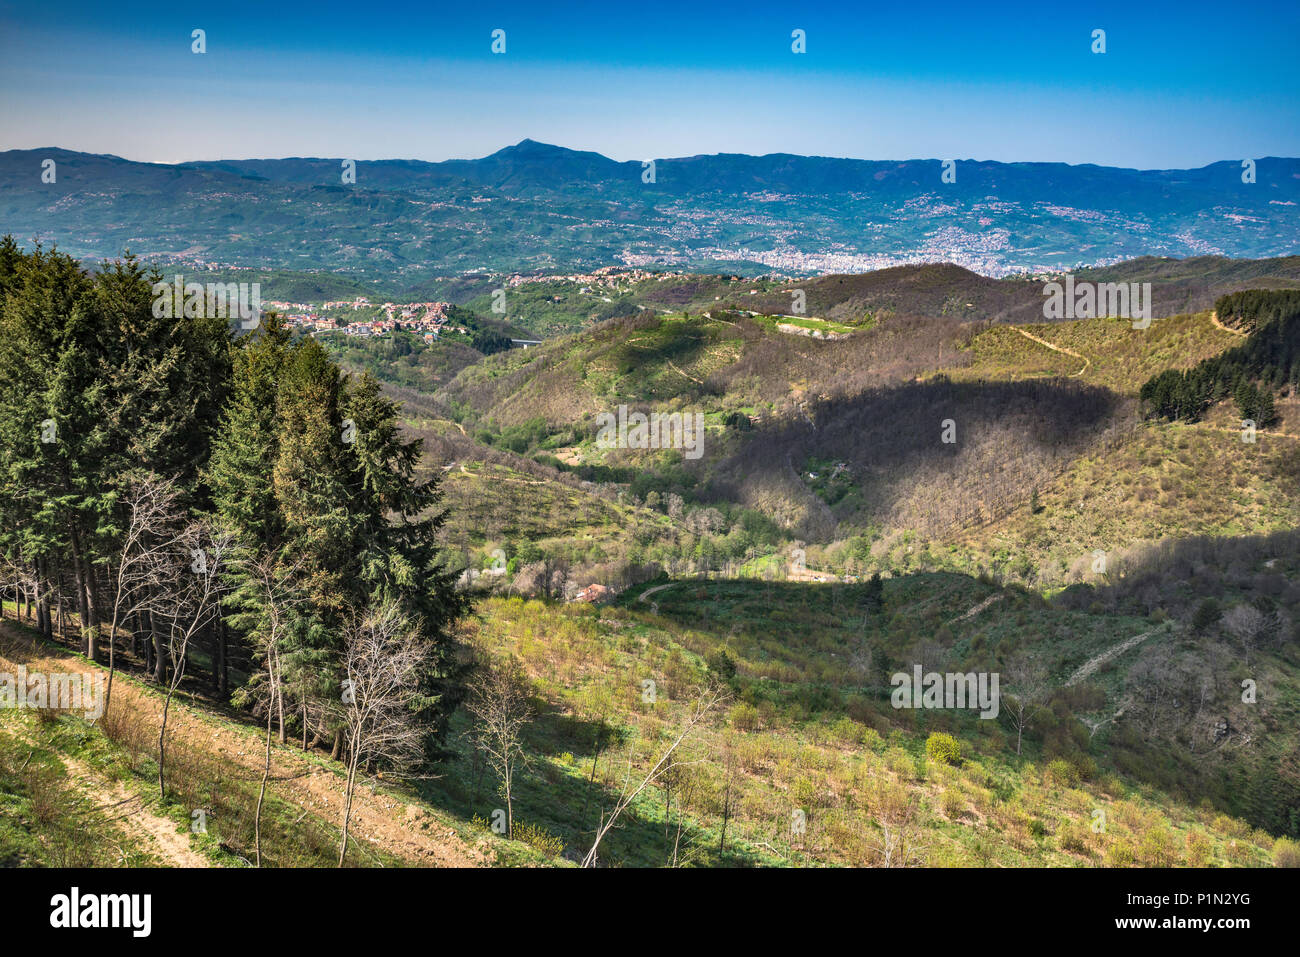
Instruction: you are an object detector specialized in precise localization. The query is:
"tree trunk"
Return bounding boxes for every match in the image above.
[151,608,166,683]
[256,699,273,867]
[83,555,102,661]
[277,683,286,744]
[67,529,94,659]
[157,695,171,801]
[216,617,229,700]
[339,741,360,867]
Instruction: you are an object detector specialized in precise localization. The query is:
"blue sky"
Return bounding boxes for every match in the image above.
[2,0,1297,167]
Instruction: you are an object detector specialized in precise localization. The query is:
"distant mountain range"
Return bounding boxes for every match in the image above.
[2,141,1298,280]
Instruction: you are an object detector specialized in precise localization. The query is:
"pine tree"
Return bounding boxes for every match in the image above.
[341,371,471,750]
[208,315,291,552]
[1234,379,1259,420]
[1256,388,1277,428]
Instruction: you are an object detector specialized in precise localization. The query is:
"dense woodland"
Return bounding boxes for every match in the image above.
[1140,290,1300,424]
[0,238,469,768]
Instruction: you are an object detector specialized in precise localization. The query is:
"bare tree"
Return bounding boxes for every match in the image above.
[152,521,231,802]
[337,599,432,867]
[1222,604,1267,666]
[583,687,724,868]
[869,780,924,867]
[717,738,736,857]
[101,475,183,718]
[463,656,532,839]
[229,550,305,867]
[0,557,39,626]
[1002,652,1050,756]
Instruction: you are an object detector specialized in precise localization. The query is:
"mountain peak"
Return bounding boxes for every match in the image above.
[495,138,573,156]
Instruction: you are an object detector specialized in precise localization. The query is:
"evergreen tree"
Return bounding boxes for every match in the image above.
[1234,380,1259,420]
[1256,388,1277,428]
[341,372,471,749]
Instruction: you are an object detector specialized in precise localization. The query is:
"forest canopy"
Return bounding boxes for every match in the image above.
[0,237,469,761]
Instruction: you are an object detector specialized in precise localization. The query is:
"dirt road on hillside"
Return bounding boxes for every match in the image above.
[0,622,486,868]
[1013,327,1090,377]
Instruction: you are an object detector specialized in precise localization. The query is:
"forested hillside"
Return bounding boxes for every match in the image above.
[0,238,468,864]
[3,239,1298,870]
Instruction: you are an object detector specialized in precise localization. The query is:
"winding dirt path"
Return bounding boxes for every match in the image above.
[0,622,486,868]
[665,359,704,384]
[1209,311,1248,337]
[5,719,210,867]
[947,592,1004,625]
[1013,327,1091,377]
[637,582,677,605]
[1065,624,1172,686]
[63,751,211,867]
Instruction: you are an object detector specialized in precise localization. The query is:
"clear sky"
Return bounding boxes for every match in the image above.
[2,0,1297,168]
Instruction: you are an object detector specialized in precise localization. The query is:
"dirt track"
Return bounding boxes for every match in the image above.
[0,621,487,868]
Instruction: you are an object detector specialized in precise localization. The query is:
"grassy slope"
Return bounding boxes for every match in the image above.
[2,559,1294,868]
[941,312,1300,575]
[427,582,1287,867]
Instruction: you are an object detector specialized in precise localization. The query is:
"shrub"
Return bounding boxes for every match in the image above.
[728,702,759,732]
[1224,840,1251,865]
[1107,840,1136,867]
[1071,754,1098,782]
[706,649,737,684]
[1045,758,1080,788]
[831,715,865,745]
[925,732,963,766]
[1191,598,1221,633]
[885,747,920,781]
[792,777,818,808]
[1139,827,1179,867]
[1058,822,1089,854]
[1212,814,1251,839]
[515,822,564,858]
[1186,830,1212,867]
[1274,837,1300,868]
[940,788,966,819]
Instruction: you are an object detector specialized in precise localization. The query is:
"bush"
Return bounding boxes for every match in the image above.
[515,822,564,858]
[1186,830,1212,867]
[1224,839,1251,865]
[1058,822,1089,854]
[1274,837,1300,868]
[1045,758,1081,788]
[728,702,759,732]
[1106,840,1136,867]
[925,732,962,766]
[831,716,866,745]
[1139,827,1179,867]
[1191,598,1221,634]
[706,649,737,684]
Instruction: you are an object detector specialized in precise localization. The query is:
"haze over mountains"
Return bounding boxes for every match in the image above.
[2,141,1297,282]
